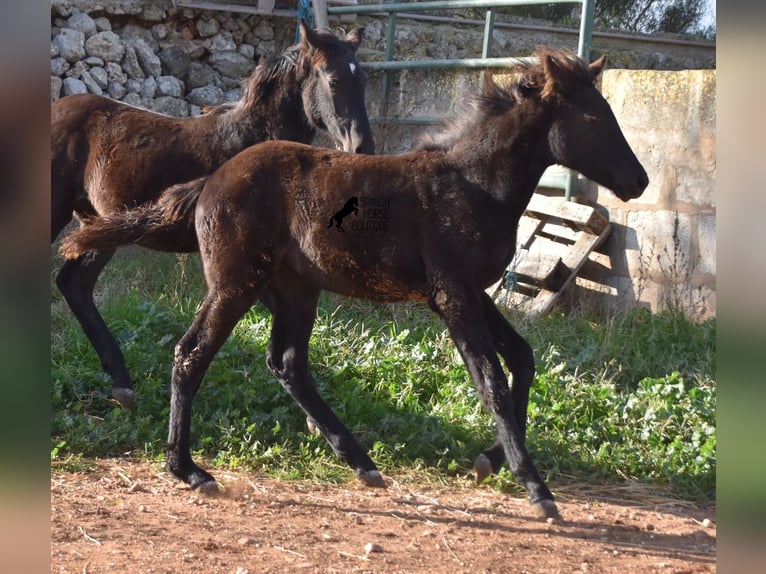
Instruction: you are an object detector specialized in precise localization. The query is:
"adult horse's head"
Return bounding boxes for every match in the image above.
[517,49,648,201]
[295,20,374,154]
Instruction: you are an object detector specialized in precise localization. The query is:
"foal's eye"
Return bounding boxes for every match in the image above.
[328,78,339,90]
[584,113,599,123]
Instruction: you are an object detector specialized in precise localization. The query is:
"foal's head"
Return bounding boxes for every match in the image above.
[295,21,374,154]
[238,21,374,154]
[421,48,648,201]
[515,48,648,200]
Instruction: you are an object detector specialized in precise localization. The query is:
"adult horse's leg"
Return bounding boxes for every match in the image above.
[166,286,259,490]
[429,282,557,518]
[55,249,136,409]
[266,281,385,487]
[473,293,536,484]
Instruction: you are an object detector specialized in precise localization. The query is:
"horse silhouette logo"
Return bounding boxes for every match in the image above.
[328,196,359,232]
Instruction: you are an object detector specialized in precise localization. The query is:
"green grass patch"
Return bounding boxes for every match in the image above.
[51,247,715,502]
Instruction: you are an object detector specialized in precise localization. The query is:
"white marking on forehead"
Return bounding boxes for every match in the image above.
[349,62,357,75]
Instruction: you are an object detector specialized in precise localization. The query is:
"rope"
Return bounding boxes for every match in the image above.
[295,0,315,43]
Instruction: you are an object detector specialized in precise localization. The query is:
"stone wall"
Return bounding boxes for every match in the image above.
[587,69,716,319]
[50,1,716,319]
[51,0,297,114]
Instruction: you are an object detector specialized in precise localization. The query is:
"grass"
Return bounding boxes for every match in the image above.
[51,247,716,502]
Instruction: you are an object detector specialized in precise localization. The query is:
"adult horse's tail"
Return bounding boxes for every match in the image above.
[59,177,207,259]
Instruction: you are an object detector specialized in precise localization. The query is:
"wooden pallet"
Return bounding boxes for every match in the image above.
[490,193,612,315]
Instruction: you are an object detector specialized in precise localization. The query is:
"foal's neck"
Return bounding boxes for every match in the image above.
[451,105,554,211]
[224,73,314,149]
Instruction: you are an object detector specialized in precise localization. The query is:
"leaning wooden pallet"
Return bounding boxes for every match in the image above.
[491,193,612,315]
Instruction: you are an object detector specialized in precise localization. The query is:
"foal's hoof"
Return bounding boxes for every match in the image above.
[194,480,221,496]
[112,387,136,410]
[305,416,319,436]
[357,470,386,488]
[532,499,560,520]
[473,453,493,485]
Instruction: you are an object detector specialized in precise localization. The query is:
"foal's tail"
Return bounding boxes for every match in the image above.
[59,177,207,259]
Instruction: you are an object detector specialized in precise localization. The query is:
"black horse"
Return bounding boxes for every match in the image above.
[62,48,648,518]
[51,21,374,409]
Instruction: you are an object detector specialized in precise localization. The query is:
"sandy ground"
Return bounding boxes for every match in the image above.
[51,459,716,573]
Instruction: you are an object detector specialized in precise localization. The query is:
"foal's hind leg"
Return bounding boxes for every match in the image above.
[167,286,259,490]
[266,282,385,487]
[473,293,536,484]
[55,249,136,409]
[429,283,556,518]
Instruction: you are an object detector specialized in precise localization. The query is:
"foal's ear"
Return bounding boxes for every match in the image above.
[588,54,608,79]
[541,53,574,98]
[298,19,318,49]
[344,27,365,53]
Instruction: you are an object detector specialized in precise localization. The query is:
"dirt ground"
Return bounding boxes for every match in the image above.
[51,459,716,573]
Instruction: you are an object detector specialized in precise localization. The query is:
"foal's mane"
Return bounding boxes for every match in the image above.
[233,28,357,111]
[418,47,595,151]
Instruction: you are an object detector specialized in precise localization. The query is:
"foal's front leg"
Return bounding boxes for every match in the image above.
[429,283,557,518]
[473,292,536,484]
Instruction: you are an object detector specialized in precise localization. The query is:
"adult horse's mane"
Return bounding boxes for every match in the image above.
[419,47,597,152]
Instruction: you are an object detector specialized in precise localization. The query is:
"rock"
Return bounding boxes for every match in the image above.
[89,67,109,89]
[85,31,125,62]
[158,45,191,78]
[156,75,184,98]
[122,92,142,107]
[252,21,274,41]
[53,29,86,63]
[51,76,63,101]
[224,89,242,103]
[133,39,162,77]
[80,69,104,95]
[239,44,255,60]
[186,61,220,90]
[126,79,142,94]
[364,542,383,555]
[141,76,157,100]
[121,46,145,80]
[187,85,224,107]
[152,23,169,41]
[67,12,98,38]
[94,17,112,33]
[62,77,87,96]
[196,16,220,38]
[107,82,127,100]
[209,31,237,53]
[208,51,255,80]
[51,57,69,77]
[255,40,276,58]
[150,96,190,117]
[237,537,257,545]
[105,62,127,85]
[119,24,159,52]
